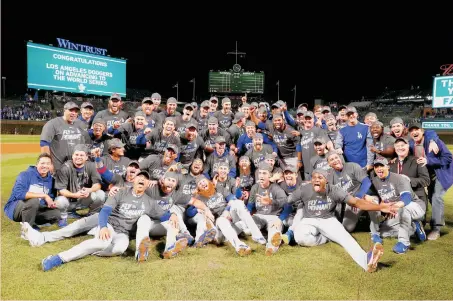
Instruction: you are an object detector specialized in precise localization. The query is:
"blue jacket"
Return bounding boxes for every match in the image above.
[4,166,55,220]
[410,136,453,191]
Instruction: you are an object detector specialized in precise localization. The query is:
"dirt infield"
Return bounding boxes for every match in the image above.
[1,143,41,154]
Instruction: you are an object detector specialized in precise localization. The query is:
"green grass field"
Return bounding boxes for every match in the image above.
[0,135,41,143]
[1,135,452,300]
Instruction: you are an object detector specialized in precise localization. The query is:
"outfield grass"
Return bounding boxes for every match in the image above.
[1,143,452,300]
[0,134,41,144]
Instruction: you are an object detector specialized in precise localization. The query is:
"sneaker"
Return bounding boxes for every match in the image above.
[270,232,282,247]
[163,238,188,259]
[58,218,68,228]
[42,255,63,271]
[236,244,252,256]
[282,229,294,245]
[20,222,45,247]
[252,237,267,245]
[427,230,440,241]
[366,242,384,272]
[371,233,383,244]
[176,232,195,246]
[136,237,151,263]
[393,242,409,254]
[414,221,426,241]
[265,246,278,256]
[194,228,217,248]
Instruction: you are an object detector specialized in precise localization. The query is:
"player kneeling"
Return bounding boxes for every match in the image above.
[38,171,178,271]
[290,169,397,272]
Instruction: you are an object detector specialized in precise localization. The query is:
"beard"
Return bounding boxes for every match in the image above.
[196,181,216,198]
[240,164,251,176]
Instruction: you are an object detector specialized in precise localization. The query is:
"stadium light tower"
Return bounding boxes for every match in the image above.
[227,41,246,65]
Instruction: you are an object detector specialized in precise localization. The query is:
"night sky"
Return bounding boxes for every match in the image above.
[2,2,452,106]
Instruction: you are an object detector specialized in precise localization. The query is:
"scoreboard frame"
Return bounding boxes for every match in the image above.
[208,70,265,94]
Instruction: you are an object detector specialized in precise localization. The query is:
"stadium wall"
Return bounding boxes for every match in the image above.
[1,120,46,135]
[2,120,453,144]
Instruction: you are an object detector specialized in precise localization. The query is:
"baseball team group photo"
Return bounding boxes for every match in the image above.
[2,6,453,300]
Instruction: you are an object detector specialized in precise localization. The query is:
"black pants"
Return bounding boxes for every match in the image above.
[13,198,61,226]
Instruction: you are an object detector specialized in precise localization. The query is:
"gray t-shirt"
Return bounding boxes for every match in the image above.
[202,128,232,149]
[267,125,300,159]
[227,124,245,145]
[310,154,331,172]
[145,184,192,212]
[54,161,102,202]
[175,116,195,135]
[105,187,166,235]
[102,155,131,178]
[196,192,227,217]
[300,127,329,174]
[245,145,274,170]
[145,130,181,155]
[40,117,86,170]
[94,109,129,128]
[179,136,205,165]
[248,183,287,215]
[288,184,352,219]
[371,172,426,212]
[327,162,367,196]
[139,155,176,181]
[204,153,236,178]
[215,178,237,199]
[213,110,234,129]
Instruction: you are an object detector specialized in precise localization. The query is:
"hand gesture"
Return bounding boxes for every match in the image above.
[108,186,121,197]
[256,190,272,205]
[416,157,427,167]
[235,177,241,188]
[204,208,215,223]
[212,174,219,186]
[369,145,378,153]
[169,213,179,230]
[91,147,101,158]
[149,180,158,187]
[291,130,300,136]
[336,148,343,155]
[429,140,439,154]
[144,127,152,135]
[126,117,133,124]
[113,121,121,129]
[99,227,111,241]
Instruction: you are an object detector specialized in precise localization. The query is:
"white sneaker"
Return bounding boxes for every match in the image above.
[20,222,45,247]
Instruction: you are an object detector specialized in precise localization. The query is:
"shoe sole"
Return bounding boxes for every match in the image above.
[195,228,216,248]
[271,232,282,247]
[237,247,252,256]
[265,247,274,256]
[367,243,384,272]
[137,237,151,263]
[163,238,188,259]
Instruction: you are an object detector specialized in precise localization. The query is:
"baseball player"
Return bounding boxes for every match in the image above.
[39,170,179,271]
[40,101,86,171]
[247,162,288,255]
[135,171,216,260]
[289,169,396,272]
[93,93,129,128]
[187,175,266,255]
[370,157,427,254]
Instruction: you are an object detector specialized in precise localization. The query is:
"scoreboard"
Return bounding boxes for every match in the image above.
[209,69,264,94]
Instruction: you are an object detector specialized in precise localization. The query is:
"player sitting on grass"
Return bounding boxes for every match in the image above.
[37,170,180,271]
[134,171,217,261]
[288,169,397,272]
[186,174,266,256]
